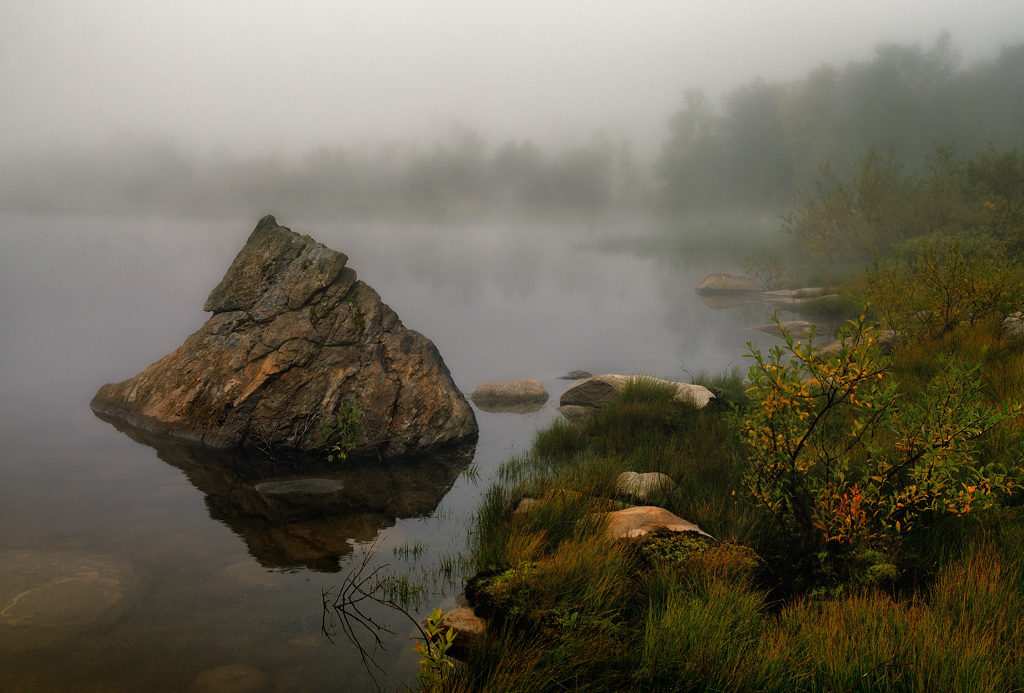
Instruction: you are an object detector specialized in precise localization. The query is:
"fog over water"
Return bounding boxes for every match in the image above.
[2,1,1022,160]
[1,2,1023,690]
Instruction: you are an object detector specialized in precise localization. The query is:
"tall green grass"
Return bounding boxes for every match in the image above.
[432,348,1024,692]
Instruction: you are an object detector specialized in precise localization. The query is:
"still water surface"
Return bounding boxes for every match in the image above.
[0,214,792,691]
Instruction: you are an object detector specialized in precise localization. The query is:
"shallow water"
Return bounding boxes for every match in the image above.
[0,213,794,691]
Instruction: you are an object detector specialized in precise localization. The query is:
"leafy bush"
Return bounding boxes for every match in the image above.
[737,251,787,290]
[415,608,457,687]
[320,401,362,461]
[865,236,1024,338]
[731,313,1022,555]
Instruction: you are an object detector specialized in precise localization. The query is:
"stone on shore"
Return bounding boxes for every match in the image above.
[1003,312,1024,340]
[439,606,487,653]
[604,506,713,540]
[695,273,763,294]
[615,472,676,501]
[90,216,477,459]
[559,375,714,410]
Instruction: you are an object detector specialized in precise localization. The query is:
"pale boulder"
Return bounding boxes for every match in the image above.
[615,472,676,500]
[604,506,713,540]
[695,273,764,294]
[559,374,714,410]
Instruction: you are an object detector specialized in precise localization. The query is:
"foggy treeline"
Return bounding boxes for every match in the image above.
[0,125,642,220]
[4,34,1023,221]
[657,34,1024,211]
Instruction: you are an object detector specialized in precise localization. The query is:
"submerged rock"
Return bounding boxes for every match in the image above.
[559,374,714,410]
[0,550,143,650]
[91,216,477,459]
[188,664,269,693]
[751,320,814,337]
[558,370,593,380]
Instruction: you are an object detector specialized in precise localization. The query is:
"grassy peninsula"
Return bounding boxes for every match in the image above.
[414,144,1024,692]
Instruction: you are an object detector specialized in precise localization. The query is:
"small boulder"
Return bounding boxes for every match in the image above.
[471,379,548,413]
[878,329,902,355]
[558,370,593,380]
[512,498,539,516]
[615,472,676,501]
[557,405,592,422]
[1003,312,1024,340]
[604,506,712,540]
[696,273,764,294]
[440,606,487,653]
[559,375,714,410]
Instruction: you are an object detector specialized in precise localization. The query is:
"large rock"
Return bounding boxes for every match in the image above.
[559,374,714,410]
[91,216,478,458]
[695,273,763,294]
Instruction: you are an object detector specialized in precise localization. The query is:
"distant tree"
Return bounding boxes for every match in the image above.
[655,34,1024,215]
[721,79,795,207]
[655,88,726,210]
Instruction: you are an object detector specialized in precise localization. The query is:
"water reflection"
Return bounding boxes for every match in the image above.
[94,412,475,572]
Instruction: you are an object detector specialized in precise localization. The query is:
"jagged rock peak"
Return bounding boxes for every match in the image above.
[91,216,478,458]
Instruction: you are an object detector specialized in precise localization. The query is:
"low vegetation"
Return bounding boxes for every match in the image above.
[416,324,1024,691]
[412,141,1024,691]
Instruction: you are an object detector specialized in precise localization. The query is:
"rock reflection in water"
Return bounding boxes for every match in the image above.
[94,412,475,572]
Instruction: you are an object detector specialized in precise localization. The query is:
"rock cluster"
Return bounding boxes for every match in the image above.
[91,216,478,459]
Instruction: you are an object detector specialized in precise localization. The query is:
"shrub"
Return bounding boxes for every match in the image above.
[783,144,1024,265]
[731,313,1022,556]
[865,237,1023,339]
[320,401,362,461]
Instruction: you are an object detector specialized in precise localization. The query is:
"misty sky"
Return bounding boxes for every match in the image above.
[2,0,1023,160]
